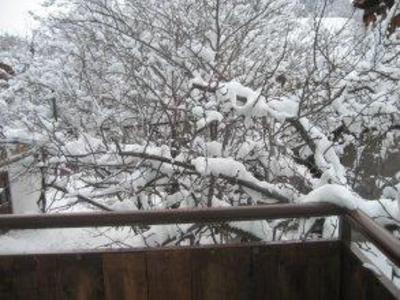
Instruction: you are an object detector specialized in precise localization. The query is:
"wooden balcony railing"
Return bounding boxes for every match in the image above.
[0,202,343,228]
[0,202,398,266]
[0,202,399,299]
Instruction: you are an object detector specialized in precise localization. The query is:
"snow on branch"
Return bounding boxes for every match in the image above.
[120,147,290,203]
[300,184,400,226]
[192,78,348,185]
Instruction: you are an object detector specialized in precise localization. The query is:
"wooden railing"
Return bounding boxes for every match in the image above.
[0,203,400,300]
[0,202,398,266]
[343,209,400,268]
[0,202,343,228]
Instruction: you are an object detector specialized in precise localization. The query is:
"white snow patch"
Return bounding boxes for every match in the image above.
[196,111,223,129]
[205,141,222,157]
[299,184,359,210]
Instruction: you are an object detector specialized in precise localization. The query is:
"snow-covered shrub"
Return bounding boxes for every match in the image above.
[0,0,399,246]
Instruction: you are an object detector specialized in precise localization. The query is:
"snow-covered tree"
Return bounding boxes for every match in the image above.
[0,0,399,247]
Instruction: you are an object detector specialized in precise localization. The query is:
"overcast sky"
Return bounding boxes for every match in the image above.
[0,0,44,36]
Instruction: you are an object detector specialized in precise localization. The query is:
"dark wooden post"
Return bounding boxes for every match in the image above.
[339,215,352,245]
[0,169,13,215]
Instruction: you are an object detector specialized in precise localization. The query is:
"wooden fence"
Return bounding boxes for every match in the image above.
[0,203,399,299]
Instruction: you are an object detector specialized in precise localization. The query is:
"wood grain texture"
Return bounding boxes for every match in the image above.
[35,254,104,300]
[146,249,191,300]
[0,256,41,300]
[103,252,148,300]
[0,241,397,300]
[191,247,252,300]
[253,242,341,300]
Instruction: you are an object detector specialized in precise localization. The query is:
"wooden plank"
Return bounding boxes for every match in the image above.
[35,254,104,300]
[253,241,341,300]
[103,253,148,300]
[0,256,41,300]
[6,241,400,300]
[191,246,252,300]
[35,255,59,300]
[304,249,340,300]
[339,215,352,245]
[252,246,280,299]
[146,249,191,300]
